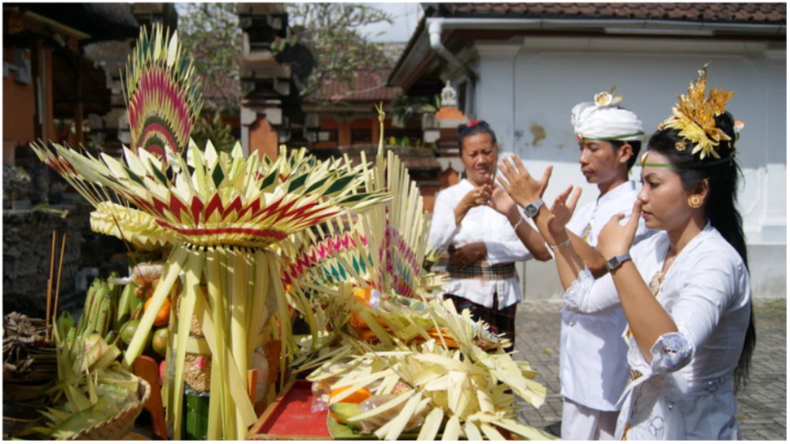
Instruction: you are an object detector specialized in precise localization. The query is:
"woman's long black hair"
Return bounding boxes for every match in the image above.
[646,111,755,392]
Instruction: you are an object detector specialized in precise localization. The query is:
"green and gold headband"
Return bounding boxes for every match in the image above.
[636,151,736,169]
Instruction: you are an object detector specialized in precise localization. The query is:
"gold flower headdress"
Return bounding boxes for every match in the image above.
[659,65,734,160]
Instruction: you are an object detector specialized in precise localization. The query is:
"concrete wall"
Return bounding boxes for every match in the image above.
[461,36,786,299]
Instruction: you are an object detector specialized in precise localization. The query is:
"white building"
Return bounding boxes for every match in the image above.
[390,3,786,299]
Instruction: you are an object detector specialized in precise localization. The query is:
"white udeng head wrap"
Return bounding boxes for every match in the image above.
[571,91,644,142]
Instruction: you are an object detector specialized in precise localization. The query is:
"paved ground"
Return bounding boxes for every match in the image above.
[513,299,786,440]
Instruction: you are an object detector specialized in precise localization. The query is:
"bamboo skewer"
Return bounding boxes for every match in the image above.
[45,279,53,342]
[53,233,67,335]
[46,231,57,341]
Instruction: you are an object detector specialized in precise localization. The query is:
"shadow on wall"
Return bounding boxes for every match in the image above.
[496,54,785,171]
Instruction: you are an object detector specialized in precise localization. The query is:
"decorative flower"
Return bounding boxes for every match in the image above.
[594,86,624,108]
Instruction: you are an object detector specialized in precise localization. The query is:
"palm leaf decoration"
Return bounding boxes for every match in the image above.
[30,25,390,439]
[123,23,202,158]
[286,107,551,440]
[284,104,442,300]
[31,135,389,440]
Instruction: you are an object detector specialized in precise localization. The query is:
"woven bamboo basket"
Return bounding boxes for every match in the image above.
[67,379,151,441]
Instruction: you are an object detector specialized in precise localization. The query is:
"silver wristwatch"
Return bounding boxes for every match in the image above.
[522,198,544,219]
[606,253,632,271]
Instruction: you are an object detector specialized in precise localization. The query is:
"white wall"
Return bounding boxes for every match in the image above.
[466,37,786,298]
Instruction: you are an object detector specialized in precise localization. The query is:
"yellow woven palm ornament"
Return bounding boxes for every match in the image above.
[31,22,394,441]
[283,106,552,441]
[661,65,734,160]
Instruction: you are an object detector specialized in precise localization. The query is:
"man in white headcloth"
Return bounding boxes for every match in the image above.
[558,89,656,440]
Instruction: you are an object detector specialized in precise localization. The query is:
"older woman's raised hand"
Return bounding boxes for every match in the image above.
[497,154,553,208]
[454,183,494,226]
[462,183,493,207]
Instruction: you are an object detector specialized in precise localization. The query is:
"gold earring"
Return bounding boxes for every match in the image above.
[688,194,703,208]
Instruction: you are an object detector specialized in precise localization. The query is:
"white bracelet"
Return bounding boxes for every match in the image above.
[549,238,572,249]
[511,217,525,230]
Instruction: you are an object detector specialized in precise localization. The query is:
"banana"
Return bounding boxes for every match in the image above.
[90,283,109,334]
[105,278,119,334]
[91,280,107,334]
[115,283,135,327]
[95,294,111,337]
[78,280,100,335]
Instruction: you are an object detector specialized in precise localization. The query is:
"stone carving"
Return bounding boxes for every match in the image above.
[441,80,457,108]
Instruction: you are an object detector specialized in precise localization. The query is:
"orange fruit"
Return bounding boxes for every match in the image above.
[353,286,373,305]
[144,297,171,327]
[349,311,367,329]
[356,328,379,343]
[330,386,371,404]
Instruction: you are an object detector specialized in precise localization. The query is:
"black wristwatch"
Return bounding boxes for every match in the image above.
[523,199,544,219]
[606,253,632,271]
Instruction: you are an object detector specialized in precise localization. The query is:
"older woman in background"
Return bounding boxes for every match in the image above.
[428,121,550,353]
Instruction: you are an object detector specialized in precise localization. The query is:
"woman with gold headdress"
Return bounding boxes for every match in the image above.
[496,66,755,439]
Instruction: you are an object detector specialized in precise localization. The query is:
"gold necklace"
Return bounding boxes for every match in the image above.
[649,253,677,297]
[627,254,674,340]
[648,270,665,298]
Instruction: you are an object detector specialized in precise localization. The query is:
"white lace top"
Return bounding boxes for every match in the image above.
[564,223,752,439]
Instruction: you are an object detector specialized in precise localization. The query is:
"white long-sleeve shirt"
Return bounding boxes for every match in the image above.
[564,223,751,439]
[561,180,655,411]
[428,179,533,309]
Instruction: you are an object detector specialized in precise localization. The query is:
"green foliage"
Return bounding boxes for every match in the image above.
[191,111,236,153]
[177,3,397,109]
[280,3,395,102]
[177,3,396,108]
[178,3,242,112]
[390,93,441,128]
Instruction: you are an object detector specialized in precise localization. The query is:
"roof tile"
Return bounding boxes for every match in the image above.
[441,3,785,24]
[510,3,527,13]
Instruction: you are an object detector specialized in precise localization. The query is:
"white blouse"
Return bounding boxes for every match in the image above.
[560,180,655,412]
[564,223,751,440]
[428,179,533,309]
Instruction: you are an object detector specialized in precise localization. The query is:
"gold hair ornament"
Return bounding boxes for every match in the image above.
[661,65,734,160]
